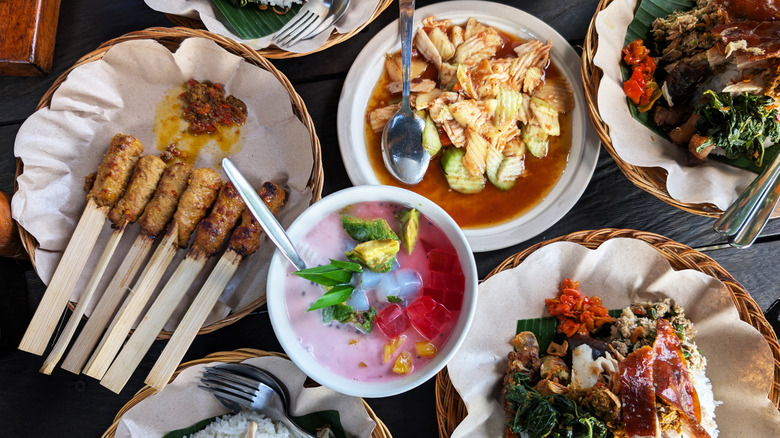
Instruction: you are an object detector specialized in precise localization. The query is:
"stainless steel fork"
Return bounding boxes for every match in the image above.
[199,364,317,438]
[272,0,351,50]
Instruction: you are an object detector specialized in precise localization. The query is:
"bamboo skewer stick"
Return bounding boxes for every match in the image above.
[60,160,192,374]
[84,168,222,380]
[82,228,179,379]
[41,155,167,374]
[60,235,154,373]
[19,134,144,355]
[39,224,125,374]
[101,182,246,393]
[146,182,287,391]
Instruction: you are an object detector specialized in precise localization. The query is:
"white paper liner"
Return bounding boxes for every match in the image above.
[12,37,316,329]
[114,355,377,437]
[144,0,381,53]
[592,0,780,216]
[447,238,780,437]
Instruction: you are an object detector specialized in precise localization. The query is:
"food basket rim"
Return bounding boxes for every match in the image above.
[433,228,780,437]
[12,25,325,338]
[100,348,393,438]
[164,0,393,59]
[580,0,724,217]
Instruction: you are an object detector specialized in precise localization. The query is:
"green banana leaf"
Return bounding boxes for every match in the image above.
[211,0,303,40]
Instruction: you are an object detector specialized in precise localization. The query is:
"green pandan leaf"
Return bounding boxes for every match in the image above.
[211,0,303,40]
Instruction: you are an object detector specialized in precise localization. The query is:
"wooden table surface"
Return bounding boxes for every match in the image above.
[0,1,778,437]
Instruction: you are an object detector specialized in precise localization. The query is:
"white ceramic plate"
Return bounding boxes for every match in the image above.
[337,0,600,252]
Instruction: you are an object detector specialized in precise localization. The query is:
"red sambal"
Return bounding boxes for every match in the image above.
[179,79,247,135]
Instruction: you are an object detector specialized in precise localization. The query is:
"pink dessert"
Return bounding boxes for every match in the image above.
[283,201,465,382]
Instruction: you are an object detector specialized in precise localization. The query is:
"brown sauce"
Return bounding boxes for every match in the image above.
[154,84,244,167]
[364,29,573,229]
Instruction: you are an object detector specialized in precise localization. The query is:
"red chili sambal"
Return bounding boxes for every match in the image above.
[179,79,247,135]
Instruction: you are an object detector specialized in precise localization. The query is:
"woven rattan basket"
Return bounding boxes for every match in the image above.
[581,0,722,217]
[434,228,780,437]
[101,348,392,438]
[13,26,324,337]
[165,0,393,59]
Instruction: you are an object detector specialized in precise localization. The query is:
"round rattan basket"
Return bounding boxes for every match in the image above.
[581,0,722,217]
[433,228,780,437]
[101,348,392,438]
[13,26,325,338]
[165,0,393,59]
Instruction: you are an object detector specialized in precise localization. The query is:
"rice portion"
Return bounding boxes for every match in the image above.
[186,410,292,438]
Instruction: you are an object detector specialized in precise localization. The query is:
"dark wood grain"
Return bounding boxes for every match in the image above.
[0,0,61,76]
[0,0,777,437]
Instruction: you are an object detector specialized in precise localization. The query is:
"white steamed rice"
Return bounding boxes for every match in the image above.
[186,410,292,438]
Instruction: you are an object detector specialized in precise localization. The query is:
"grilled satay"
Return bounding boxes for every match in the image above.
[107,155,167,227]
[88,134,145,207]
[138,161,194,238]
[145,181,287,391]
[61,159,193,374]
[191,182,246,256]
[171,168,222,247]
[228,181,286,256]
[41,154,167,375]
[85,167,223,380]
[20,134,144,356]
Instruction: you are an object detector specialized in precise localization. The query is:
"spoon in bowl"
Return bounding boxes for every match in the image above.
[381,0,428,185]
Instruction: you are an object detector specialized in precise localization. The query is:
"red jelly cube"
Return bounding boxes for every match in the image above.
[430,271,465,292]
[406,295,436,323]
[407,296,452,340]
[424,287,463,311]
[375,304,409,339]
[428,249,459,273]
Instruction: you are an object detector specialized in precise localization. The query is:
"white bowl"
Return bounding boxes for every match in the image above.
[336,1,600,252]
[266,185,478,397]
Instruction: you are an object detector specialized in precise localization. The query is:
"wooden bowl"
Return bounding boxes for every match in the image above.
[433,228,780,437]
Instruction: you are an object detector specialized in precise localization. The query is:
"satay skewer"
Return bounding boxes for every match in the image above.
[83,168,222,380]
[40,155,168,375]
[60,161,193,374]
[101,181,248,393]
[19,134,144,356]
[145,182,286,391]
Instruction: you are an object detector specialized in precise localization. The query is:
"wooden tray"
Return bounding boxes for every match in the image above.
[13,26,324,337]
[165,0,393,59]
[102,348,392,438]
[434,228,780,437]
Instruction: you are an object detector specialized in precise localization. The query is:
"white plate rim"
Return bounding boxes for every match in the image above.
[336,0,600,252]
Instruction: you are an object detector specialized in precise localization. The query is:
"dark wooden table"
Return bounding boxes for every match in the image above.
[1,1,778,436]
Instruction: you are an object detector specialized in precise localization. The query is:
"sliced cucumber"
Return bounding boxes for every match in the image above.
[440,148,485,194]
[522,124,549,158]
[422,115,442,156]
[489,155,524,191]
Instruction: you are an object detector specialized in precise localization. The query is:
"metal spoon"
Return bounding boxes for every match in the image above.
[381,0,428,185]
[222,158,307,270]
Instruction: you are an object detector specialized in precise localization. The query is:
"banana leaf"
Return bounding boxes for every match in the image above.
[211,0,303,40]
